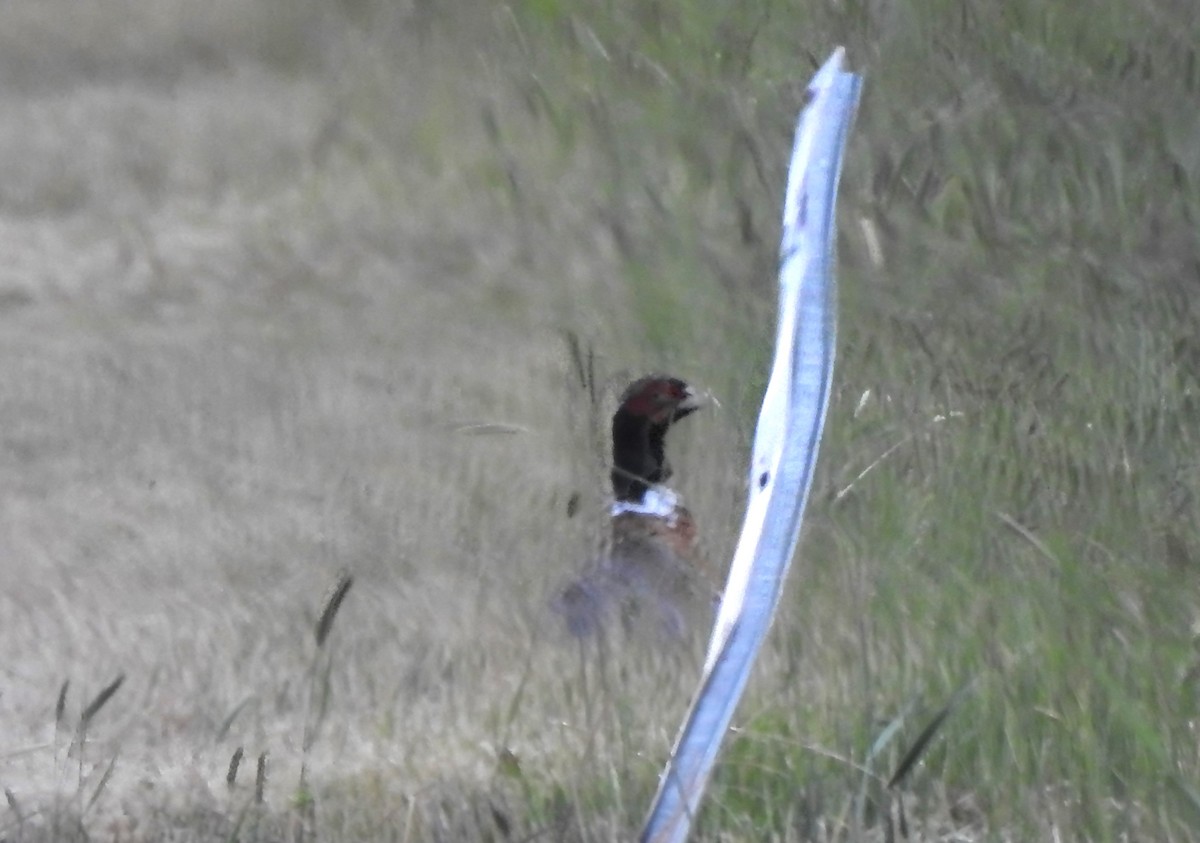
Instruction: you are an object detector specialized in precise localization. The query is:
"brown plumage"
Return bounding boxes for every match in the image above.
[555,375,719,642]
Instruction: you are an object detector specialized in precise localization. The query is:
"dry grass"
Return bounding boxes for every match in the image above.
[0,4,732,839]
[1,0,1198,840]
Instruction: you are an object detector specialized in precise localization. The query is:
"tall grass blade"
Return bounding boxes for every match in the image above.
[216,696,256,743]
[1169,775,1200,825]
[855,698,918,832]
[5,787,22,823]
[85,753,119,812]
[886,681,975,790]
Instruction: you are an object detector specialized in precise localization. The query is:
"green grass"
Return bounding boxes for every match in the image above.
[0,0,1198,840]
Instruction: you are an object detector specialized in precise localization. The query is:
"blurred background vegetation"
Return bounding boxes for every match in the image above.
[1,0,1198,840]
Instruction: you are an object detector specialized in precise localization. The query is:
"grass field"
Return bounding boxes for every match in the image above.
[1,0,1199,840]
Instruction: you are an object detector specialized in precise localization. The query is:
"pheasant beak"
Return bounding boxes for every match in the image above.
[674,385,715,420]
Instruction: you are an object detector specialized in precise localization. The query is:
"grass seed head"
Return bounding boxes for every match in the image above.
[227,747,244,788]
[255,752,268,804]
[78,674,125,734]
[315,571,354,648]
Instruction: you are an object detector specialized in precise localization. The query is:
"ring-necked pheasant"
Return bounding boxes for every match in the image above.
[554,375,719,642]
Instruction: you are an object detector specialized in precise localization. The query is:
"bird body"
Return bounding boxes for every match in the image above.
[555,376,719,643]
